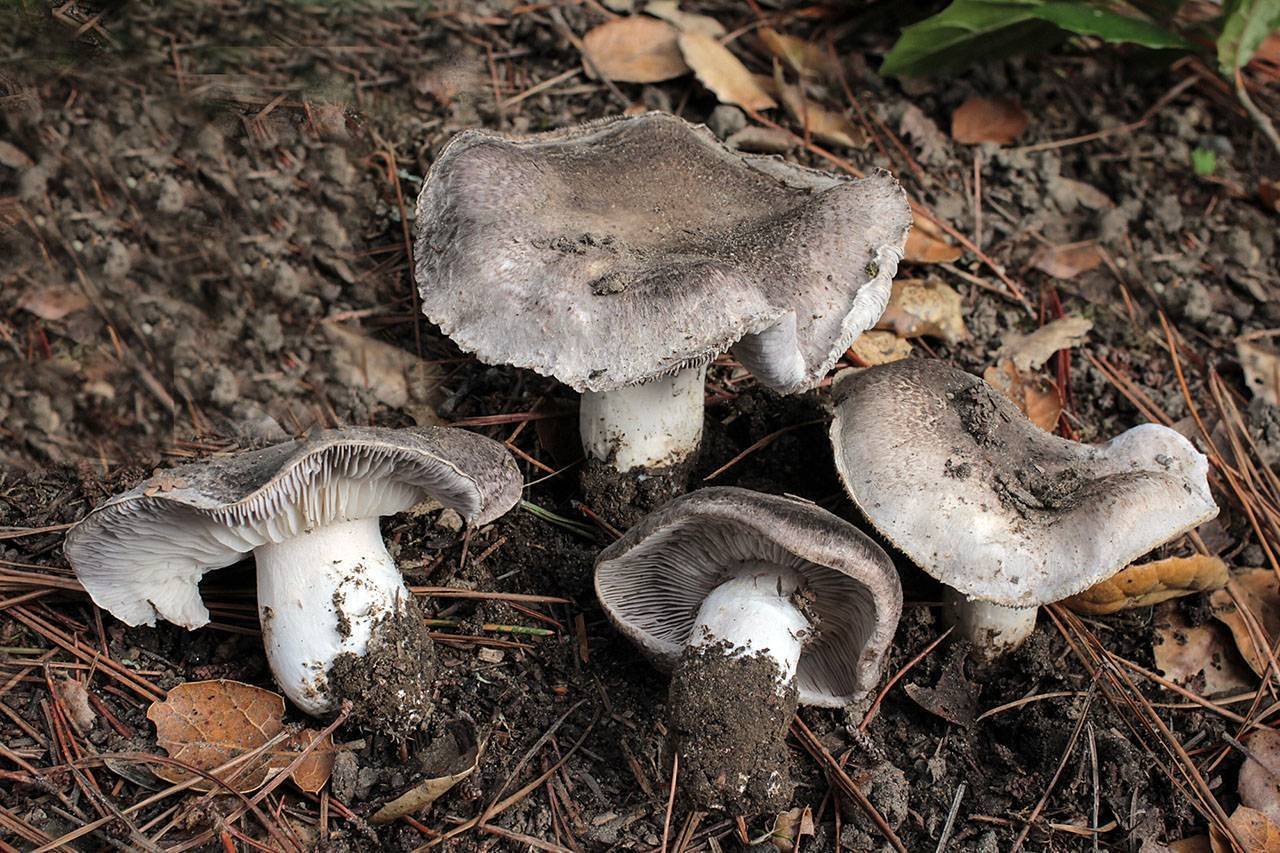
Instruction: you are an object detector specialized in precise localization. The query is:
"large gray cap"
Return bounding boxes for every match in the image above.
[414,112,911,394]
[594,487,903,707]
[64,427,522,630]
[830,360,1218,608]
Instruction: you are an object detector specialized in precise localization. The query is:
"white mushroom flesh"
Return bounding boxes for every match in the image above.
[579,364,706,472]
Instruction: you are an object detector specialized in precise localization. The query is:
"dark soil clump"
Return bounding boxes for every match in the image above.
[328,597,437,738]
[667,641,798,815]
[579,453,696,528]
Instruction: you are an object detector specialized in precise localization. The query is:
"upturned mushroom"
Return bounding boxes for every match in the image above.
[64,427,521,731]
[594,487,902,813]
[830,359,1218,658]
[414,112,911,486]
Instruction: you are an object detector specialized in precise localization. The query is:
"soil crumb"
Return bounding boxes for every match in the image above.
[994,463,1092,515]
[328,597,436,737]
[951,382,1009,447]
[667,641,798,815]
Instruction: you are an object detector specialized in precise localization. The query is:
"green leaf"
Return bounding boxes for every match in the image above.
[881,0,1063,77]
[1030,3,1190,49]
[1217,0,1280,73]
[1191,147,1218,175]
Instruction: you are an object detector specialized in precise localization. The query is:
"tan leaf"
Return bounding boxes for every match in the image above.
[1064,555,1229,616]
[1240,729,1280,826]
[19,285,90,321]
[984,360,1061,432]
[726,125,796,153]
[848,331,912,366]
[0,140,34,169]
[998,316,1092,372]
[581,17,689,83]
[768,805,816,851]
[644,0,725,37]
[875,277,969,345]
[1152,602,1254,695]
[147,680,335,794]
[951,96,1029,145]
[678,32,776,112]
[903,229,962,264]
[1211,569,1280,679]
[757,28,839,80]
[371,728,481,823]
[1029,242,1104,279]
[1210,806,1280,853]
[1054,177,1114,210]
[775,80,865,149]
[56,678,97,734]
[1169,837,1213,853]
[1237,334,1280,407]
[324,321,444,424]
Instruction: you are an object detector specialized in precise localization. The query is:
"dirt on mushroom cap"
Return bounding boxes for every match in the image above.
[667,641,798,815]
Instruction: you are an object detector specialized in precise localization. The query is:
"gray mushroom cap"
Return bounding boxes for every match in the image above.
[594,487,903,707]
[830,360,1219,608]
[414,112,912,394]
[64,426,522,630]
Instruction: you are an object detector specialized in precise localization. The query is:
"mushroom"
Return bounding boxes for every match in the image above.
[414,112,911,483]
[64,427,521,731]
[594,487,902,813]
[829,359,1218,658]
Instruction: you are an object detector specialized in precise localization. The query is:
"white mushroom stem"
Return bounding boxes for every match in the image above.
[689,566,809,689]
[579,364,706,473]
[943,589,1038,660]
[254,516,411,715]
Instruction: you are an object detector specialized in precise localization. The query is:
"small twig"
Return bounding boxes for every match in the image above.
[661,752,678,853]
[933,781,965,853]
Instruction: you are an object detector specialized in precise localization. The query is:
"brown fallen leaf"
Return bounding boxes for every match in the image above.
[148,680,335,794]
[371,725,481,823]
[1261,178,1279,214]
[1152,602,1254,696]
[757,28,839,80]
[726,125,796,153]
[0,139,34,169]
[678,31,776,112]
[999,316,1092,372]
[1238,334,1280,407]
[324,321,444,424]
[1053,177,1115,210]
[1029,241,1104,279]
[1210,569,1280,679]
[1240,729,1280,826]
[775,78,865,149]
[581,17,689,83]
[848,330,912,366]
[19,285,90,321]
[875,277,969,345]
[768,805,816,851]
[951,96,1028,145]
[904,649,976,726]
[56,678,97,734]
[1064,555,1229,616]
[644,0,725,37]
[1168,838,1213,853]
[903,229,962,264]
[1210,806,1280,853]
[984,360,1062,432]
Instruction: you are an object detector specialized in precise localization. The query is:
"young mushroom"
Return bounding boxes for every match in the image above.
[829,359,1218,659]
[415,112,910,495]
[594,487,902,814]
[65,427,521,732]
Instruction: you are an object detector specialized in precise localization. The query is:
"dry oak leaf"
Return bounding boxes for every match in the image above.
[1240,729,1280,826]
[904,213,963,263]
[1152,602,1253,696]
[371,726,482,823]
[848,330,912,366]
[1237,333,1280,407]
[19,285,90,321]
[984,359,1062,432]
[757,28,840,80]
[324,321,445,425]
[148,680,335,794]
[581,17,689,83]
[775,78,865,149]
[1029,241,1105,280]
[875,277,969,345]
[951,96,1028,145]
[678,31,776,112]
[1210,806,1280,853]
[644,0,725,37]
[1064,554,1229,616]
[1211,569,1280,680]
[999,315,1092,372]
